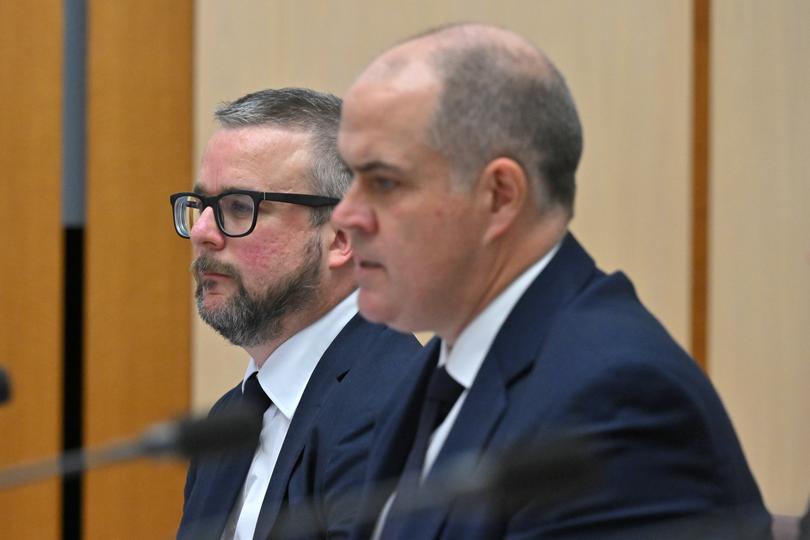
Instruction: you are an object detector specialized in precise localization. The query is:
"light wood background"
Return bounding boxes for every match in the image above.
[0,2,63,538]
[709,0,810,516]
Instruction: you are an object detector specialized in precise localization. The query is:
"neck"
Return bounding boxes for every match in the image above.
[245,281,356,368]
[441,214,568,347]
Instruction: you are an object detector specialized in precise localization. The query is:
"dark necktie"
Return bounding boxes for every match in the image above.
[242,372,273,418]
[225,373,272,507]
[226,373,272,484]
[178,373,272,540]
[379,366,464,539]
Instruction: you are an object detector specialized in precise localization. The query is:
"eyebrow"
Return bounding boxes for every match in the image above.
[353,160,406,175]
[192,184,245,196]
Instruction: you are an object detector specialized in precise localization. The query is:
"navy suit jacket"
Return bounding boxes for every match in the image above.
[351,234,772,540]
[177,314,421,540]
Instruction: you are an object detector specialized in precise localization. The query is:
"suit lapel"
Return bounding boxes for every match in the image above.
[437,234,597,464]
[392,352,510,539]
[179,387,255,539]
[252,315,365,540]
[352,339,440,539]
[398,233,598,539]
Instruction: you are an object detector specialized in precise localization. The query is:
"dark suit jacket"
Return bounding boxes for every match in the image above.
[177,314,421,540]
[351,233,772,540]
[800,501,810,540]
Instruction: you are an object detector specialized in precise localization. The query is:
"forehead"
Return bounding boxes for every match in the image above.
[198,126,313,192]
[339,61,442,170]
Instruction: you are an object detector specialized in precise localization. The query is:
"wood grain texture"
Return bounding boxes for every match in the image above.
[84,1,193,537]
[709,0,810,516]
[0,2,63,538]
[691,0,710,370]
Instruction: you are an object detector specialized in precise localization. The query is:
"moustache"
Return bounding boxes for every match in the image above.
[191,256,241,283]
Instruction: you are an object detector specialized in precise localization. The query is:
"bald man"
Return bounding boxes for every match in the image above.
[333,24,772,539]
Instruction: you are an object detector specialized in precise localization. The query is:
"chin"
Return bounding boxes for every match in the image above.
[357,291,398,326]
[359,295,426,337]
[202,292,230,311]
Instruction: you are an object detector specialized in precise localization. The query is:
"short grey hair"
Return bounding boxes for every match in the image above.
[215,87,350,225]
[425,30,583,215]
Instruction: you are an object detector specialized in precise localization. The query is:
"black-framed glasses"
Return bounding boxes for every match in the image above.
[169,190,340,238]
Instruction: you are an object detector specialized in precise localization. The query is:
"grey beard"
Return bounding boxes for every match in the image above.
[193,239,322,347]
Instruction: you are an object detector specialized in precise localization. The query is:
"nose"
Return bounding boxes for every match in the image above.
[332,183,378,236]
[189,206,225,251]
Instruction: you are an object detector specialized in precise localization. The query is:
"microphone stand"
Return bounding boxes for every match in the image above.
[0,438,144,490]
[0,408,262,491]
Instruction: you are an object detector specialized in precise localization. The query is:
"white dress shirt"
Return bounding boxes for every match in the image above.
[221,291,358,540]
[425,241,559,474]
[372,244,560,539]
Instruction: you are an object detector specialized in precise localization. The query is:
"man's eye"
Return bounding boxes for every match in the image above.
[372,177,397,192]
[222,197,254,217]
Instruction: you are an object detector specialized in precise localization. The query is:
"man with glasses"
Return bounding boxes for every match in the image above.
[173,88,420,540]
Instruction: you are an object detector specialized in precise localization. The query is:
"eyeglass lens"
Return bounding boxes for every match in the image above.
[173,193,256,237]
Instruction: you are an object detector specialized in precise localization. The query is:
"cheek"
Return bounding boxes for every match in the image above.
[421,214,475,271]
[234,238,290,284]
[241,239,282,263]
[384,221,441,286]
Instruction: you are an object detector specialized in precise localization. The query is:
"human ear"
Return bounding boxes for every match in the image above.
[326,226,353,269]
[480,157,529,242]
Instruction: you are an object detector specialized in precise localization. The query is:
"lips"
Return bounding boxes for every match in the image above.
[201,271,232,279]
[197,269,234,286]
[192,255,239,282]
[355,260,385,290]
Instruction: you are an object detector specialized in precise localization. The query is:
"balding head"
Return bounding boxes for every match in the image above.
[352,23,583,215]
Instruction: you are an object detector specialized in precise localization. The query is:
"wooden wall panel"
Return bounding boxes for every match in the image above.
[193,0,692,408]
[691,0,711,368]
[0,2,63,538]
[84,1,193,538]
[709,0,810,516]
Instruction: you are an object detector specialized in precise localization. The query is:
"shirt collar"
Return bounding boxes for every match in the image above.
[439,242,562,389]
[242,290,359,420]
